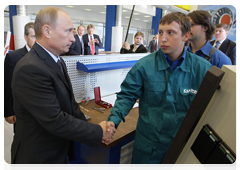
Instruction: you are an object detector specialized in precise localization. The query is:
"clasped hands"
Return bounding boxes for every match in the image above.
[89,38,99,45]
[99,121,116,143]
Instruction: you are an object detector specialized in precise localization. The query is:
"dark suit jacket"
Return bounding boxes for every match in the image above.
[120,44,147,54]
[68,34,84,55]
[4,46,28,118]
[148,40,160,53]
[82,34,102,55]
[11,43,102,164]
[210,38,236,65]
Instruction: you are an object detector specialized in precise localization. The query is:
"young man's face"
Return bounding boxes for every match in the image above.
[158,21,189,60]
[215,27,228,41]
[188,18,207,42]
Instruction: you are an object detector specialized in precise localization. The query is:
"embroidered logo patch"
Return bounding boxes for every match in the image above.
[183,88,197,94]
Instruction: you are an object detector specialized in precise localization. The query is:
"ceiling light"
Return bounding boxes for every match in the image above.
[66,5,75,8]
[133,12,140,15]
[100,12,106,14]
[144,15,151,18]
[143,20,149,22]
[84,9,92,11]
[122,10,128,12]
[134,18,140,20]
[125,16,130,18]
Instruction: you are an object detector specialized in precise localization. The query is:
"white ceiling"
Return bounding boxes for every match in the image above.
[60,5,154,23]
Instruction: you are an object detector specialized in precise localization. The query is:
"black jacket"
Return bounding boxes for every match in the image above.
[11,43,103,164]
[4,46,28,118]
[210,38,236,65]
[120,44,147,54]
[68,34,84,55]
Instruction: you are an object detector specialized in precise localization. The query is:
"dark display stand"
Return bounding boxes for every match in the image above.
[162,66,225,164]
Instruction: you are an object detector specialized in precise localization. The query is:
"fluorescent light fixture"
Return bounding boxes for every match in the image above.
[133,12,140,15]
[100,12,106,14]
[125,16,130,18]
[84,9,92,11]
[134,18,140,20]
[122,10,128,12]
[66,5,75,8]
[144,15,151,18]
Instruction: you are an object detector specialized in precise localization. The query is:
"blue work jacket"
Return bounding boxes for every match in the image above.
[108,48,212,164]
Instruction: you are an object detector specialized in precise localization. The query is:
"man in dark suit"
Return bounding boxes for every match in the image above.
[148,34,160,53]
[210,23,236,65]
[11,7,115,164]
[68,25,85,55]
[4,22,35,125]
[82,24,102,55]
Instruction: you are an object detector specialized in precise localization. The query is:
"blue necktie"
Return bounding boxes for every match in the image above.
[215,41,220,48]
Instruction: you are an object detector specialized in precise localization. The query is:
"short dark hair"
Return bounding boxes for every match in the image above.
[187,10,215,40]
[216,23,229,31]
[159,12,191,36]
[24,22,34,36]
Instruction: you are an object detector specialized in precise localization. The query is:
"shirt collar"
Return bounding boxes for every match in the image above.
[36,42,59,63]
[156,47,189,72]
[216,38,226,44]
[25,44,31,52]
[187,41,212,57]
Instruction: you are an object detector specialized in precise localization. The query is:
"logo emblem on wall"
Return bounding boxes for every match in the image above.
[210,7,235,29]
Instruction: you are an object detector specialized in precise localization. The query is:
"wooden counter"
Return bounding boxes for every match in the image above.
[79,99,139,149]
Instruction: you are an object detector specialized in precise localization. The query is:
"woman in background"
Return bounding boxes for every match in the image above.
[120,31,148,54]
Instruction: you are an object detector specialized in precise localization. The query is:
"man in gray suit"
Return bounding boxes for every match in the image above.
[11,7,115,164]
[148,34,160,53]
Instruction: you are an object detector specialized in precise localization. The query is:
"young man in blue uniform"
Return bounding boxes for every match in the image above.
[107,12,213,164]
[187,10,232,68]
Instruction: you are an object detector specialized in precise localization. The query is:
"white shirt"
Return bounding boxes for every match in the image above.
[26,44,31,52]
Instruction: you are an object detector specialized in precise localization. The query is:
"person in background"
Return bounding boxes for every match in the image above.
[210,23,236,65]
[120,31,147,54]
[148,34,160,53]
[68,25,85,55]
[11,7,115,164]
[82,24,102,55]
[107,12,212,164]
[73,28,77,36]
[4,22,36,126]
[187,10,232,68]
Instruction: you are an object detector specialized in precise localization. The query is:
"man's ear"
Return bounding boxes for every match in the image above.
[202,25,209,32]
[42,24,51,38]
[183,32,190,41]
[24,34,27,41]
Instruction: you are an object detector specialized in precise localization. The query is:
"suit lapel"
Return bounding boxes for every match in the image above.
[219,39,229,53]
[21,46,28,56]
[33,43,70,91]
[60,57,73,94]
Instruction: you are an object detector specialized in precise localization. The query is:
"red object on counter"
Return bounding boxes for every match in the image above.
[94,87,112,108]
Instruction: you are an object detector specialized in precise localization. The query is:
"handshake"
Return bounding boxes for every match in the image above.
[99,121,116,143]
